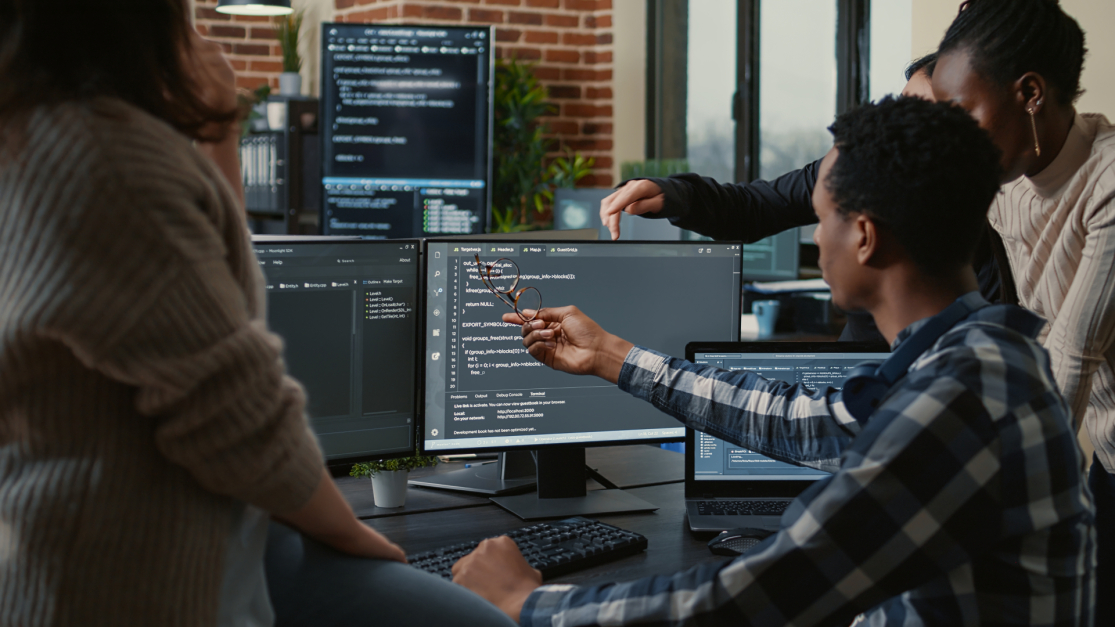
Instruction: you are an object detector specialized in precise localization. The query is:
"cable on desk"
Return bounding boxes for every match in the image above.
[585,465,619,490]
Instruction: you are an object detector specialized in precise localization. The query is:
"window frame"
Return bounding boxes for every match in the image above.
[647,0,873,183]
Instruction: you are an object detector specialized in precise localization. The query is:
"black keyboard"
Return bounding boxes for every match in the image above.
[407,517,648,580]
[695,499,790,516]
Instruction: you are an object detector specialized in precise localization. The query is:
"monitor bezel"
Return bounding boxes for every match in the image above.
[253,236,424,465]
[417,238,746,456]
[683,341,890,498]
[318,22,496,238]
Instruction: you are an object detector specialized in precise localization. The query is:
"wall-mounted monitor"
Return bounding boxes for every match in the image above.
[320,23,493,239]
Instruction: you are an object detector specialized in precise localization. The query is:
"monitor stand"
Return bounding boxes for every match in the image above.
[408,450,536,496]
[491,448,659,521]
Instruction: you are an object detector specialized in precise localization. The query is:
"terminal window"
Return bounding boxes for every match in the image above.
[691,351,889,480]
[256,241,419,461]
[424,241,743,452]
[321,24,491,239]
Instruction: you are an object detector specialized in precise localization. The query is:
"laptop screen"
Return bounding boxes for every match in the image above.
[690,347,890,482]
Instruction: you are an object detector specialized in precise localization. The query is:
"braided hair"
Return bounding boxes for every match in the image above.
[938,0,1086,105]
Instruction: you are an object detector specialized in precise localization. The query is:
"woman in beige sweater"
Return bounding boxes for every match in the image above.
[0,1,515,625]
[931,0,1114,622]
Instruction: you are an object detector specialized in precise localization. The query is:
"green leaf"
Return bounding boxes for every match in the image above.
[349,455,439,478]
[274,9,305,73]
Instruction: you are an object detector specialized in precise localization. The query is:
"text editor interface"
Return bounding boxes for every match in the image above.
[424,241,743,451]
[321,24,490,238]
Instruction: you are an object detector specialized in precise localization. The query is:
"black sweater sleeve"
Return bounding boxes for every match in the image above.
[639,158,823,244]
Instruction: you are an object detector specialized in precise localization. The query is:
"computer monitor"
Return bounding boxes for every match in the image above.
[687,342,890,489]
[319,23,493,238]
[444,228,600,241]
[741,230,800,281]
[254,237,421,464]
[421,240,743,518]
[552,188,683,241]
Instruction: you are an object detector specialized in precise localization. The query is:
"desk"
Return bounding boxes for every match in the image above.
[336,445,727,586]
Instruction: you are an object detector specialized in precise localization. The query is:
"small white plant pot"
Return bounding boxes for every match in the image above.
[371,469,409,508]
[266,101,287,131]
[278,72,302,97]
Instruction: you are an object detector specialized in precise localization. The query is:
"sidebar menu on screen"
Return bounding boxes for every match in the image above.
[321,24,492,238]
[256,241,420,461]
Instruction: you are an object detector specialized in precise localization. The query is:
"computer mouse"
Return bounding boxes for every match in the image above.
[707,527,775,557]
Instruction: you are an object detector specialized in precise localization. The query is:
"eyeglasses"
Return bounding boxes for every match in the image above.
[474,254,542,322]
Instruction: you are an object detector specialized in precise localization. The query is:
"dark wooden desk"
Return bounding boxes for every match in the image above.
[337,445,725,585]
[337,444,686,519]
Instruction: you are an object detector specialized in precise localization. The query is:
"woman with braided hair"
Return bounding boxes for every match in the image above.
[932,0,1114,620]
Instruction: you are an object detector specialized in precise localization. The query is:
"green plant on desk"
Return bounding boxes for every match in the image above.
[350,455,439,478]
[353,455,439,508]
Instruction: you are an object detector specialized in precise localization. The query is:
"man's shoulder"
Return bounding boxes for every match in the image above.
[910,305,1062,416]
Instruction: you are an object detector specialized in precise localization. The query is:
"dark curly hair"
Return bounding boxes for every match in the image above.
[826,96,1003,276]
[938,0,1086,106]
[0,0,235,141]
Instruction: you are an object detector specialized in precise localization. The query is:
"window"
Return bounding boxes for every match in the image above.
[686,0,737,184]
[647,0,882,270]
[758,0,837,181]
[869,0,914,101]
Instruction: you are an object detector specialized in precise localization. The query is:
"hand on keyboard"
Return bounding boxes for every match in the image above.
[452,536,542,623]
[407,518,648,580]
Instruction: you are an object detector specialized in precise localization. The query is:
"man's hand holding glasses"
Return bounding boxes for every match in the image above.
[475,254,632,382]
[500,306,633,384]
[474,254,542,323]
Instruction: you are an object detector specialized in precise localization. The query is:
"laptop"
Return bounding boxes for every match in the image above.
[684,341,890,532]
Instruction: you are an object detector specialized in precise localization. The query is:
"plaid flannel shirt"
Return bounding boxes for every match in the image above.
[521,298,1095,626]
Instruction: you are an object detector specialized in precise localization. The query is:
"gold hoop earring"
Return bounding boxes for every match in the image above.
[1028,107,1041,157]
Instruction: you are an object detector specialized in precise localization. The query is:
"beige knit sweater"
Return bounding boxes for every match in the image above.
[0,99,323,625]
[990,112,1115,473]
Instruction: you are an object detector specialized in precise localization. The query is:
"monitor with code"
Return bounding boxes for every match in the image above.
[255,238,420,463]
[422,240,744,453]
[320,23,492,238]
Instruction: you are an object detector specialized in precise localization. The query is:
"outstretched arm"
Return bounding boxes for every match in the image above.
[506,307,859,468]
[599,159,822,241]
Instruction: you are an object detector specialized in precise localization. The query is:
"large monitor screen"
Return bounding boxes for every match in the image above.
[741,230,799,281]
[690,348,889,481]
[255,238,420,462]
[422,241,743,453]
[320,23,492,238]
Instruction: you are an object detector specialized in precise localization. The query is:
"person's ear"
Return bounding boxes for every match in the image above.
[1016,72,1047,114]
[854,214,878,267]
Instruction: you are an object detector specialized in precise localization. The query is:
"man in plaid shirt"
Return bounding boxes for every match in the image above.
[453,97,1096,626]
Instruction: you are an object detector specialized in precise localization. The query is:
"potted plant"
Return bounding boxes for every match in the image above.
[350,455,439,508]
[492,58,595,232]
[274,8,304,96]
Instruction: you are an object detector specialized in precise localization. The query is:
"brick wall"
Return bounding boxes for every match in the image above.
[333,0,615,187]
[195,0,285,91]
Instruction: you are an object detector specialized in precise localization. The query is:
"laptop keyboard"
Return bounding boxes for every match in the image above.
[695,499,790,516]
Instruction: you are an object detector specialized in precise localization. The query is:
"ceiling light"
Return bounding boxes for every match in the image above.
[216,0,293,16]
